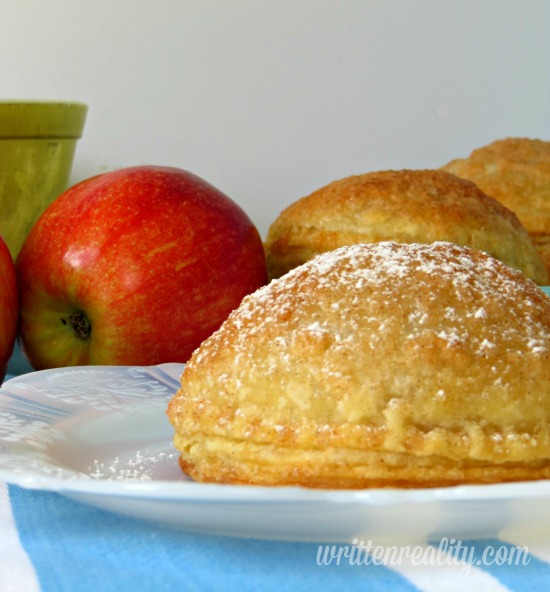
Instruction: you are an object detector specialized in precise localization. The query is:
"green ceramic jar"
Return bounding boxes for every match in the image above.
[0,101,87,259]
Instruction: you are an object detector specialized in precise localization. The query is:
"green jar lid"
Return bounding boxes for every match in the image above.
[0,101,88,139]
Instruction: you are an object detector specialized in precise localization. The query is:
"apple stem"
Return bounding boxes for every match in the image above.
[61,312,92,340]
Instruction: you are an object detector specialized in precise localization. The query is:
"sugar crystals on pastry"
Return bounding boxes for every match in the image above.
[167,241,550,489]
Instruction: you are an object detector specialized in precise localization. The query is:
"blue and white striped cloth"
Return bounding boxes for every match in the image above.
[4,280,550,592]
[3,479,550,590]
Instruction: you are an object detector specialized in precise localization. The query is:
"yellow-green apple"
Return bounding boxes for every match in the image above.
[16,166,267,369]
[0,236,17,381]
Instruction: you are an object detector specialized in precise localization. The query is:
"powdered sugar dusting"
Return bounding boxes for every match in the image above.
[89,450,179,480]
[189,241,550,381]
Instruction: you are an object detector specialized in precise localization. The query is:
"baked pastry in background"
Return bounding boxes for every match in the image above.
[264,169,548,284]
[167,242,550,489]
[441,138,550,279]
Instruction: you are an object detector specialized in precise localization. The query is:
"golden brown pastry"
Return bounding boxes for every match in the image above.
[167,242,550,489]
[264,169,548,284]
[441,138,550,279]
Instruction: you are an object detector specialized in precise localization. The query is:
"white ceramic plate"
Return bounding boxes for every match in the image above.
[2,362,550,543]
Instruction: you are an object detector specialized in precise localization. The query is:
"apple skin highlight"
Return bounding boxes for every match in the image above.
[15,165,268,369]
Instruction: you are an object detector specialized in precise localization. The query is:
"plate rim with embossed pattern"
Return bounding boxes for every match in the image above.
[1,352,550,541]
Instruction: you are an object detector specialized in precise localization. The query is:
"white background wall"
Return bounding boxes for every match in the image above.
[1,0,549,237]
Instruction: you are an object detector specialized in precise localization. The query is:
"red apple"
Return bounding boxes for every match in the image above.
[0,236,17,381]
[16,166,267,369]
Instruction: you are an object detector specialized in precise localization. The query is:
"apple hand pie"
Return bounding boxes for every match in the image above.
[167,242,550,489]
[441,137,550,279]
[264,169,548,285]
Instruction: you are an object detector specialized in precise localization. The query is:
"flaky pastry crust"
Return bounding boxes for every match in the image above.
[264,169,548,284]
[441,138,550,278]
[167,242,550,489]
